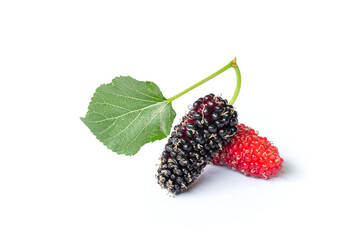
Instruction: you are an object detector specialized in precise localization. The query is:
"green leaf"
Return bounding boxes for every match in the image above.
[81,76,176,156]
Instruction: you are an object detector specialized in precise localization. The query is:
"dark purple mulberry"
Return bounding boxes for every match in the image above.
[156,93,238,194]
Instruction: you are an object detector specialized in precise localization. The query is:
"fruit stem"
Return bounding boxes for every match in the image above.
[229,59,241,105]
[166,58,241,104]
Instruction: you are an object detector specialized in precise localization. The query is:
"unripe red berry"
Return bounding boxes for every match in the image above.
[213,124,283,179]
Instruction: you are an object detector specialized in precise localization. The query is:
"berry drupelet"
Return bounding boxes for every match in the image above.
[156,94,238,194]
[213,124,284,179]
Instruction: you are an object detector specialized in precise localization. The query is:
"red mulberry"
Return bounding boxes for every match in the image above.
[213,124,284,179]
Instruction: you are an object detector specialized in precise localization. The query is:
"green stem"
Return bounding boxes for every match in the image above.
[229,62,241,105]
[166,58,241,105]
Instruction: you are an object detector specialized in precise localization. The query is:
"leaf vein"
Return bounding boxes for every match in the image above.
[126,80,163,101]
[92,102,131,111]
[87,111,109,120]
[85,101,166,123]
[123,102,169,152]
[104,110,143,142]
[99,89,158,103]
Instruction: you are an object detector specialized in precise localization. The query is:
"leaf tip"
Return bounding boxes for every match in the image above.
[80,117,86,124]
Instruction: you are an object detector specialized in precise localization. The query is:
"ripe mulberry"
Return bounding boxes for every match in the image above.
[156,94,238,194]
[213,124,284,179]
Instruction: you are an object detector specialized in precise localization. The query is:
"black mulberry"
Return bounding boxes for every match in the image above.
[156,93,238,194]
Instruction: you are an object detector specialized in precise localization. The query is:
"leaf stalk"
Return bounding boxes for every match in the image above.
[166,58,241,105]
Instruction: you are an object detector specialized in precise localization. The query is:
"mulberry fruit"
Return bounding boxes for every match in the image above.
[156,94,238,194]
[213,124,284,179]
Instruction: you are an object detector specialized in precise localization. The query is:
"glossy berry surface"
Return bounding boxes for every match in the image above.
[156,94,238,194]
[213,124,283,179]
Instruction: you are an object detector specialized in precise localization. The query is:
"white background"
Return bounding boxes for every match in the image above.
[1,1,359,239]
